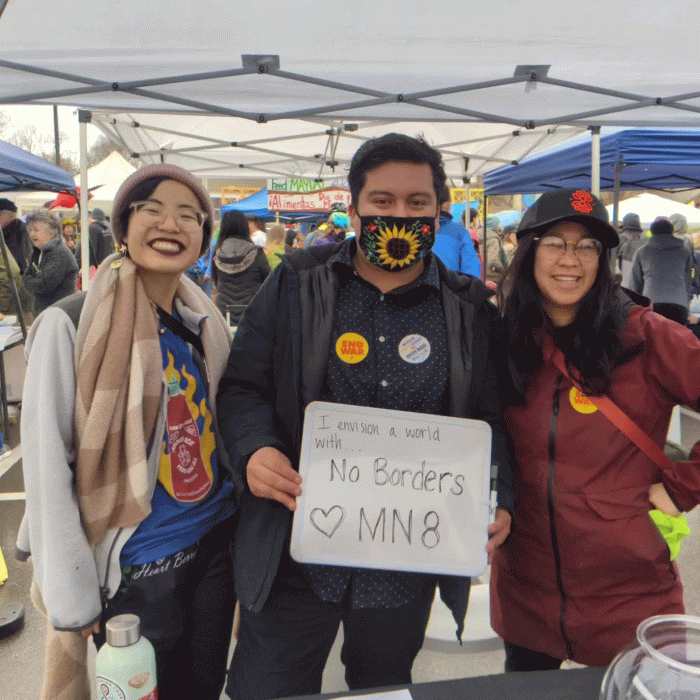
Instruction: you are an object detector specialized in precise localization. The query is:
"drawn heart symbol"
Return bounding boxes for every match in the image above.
[310,506,346,538]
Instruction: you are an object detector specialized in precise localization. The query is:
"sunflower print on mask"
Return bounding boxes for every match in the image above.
[358,215,436,271]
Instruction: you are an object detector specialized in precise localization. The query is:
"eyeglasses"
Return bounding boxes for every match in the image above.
[129,201,206,231]
[535,235,602,263]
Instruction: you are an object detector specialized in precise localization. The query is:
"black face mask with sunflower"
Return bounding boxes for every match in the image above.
[357,214,436,272]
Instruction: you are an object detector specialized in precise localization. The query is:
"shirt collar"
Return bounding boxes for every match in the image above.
[331,238,440,292]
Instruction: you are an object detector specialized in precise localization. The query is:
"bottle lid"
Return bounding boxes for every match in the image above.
[105,614,141,647]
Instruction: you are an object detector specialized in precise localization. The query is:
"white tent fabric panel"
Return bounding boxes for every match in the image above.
[91,114,585,180]
[606,193,700,228]
[2,1,700,179]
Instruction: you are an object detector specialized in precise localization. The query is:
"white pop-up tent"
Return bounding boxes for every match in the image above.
[2,0,699,183]
[606,193,700,228]
[3,0,700,282]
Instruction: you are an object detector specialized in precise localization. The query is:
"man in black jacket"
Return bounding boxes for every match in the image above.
[74,207,113,268]
[217,134,513,700]
[0,198,32,274]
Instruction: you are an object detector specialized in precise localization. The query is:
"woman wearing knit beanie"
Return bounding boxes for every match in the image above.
[19,164,238,700]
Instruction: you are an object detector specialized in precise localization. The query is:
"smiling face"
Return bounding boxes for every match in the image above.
[124,179,204,277]
[534,220,600,326]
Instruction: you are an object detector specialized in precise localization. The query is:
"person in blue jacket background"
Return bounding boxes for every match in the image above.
[432,185,481,278]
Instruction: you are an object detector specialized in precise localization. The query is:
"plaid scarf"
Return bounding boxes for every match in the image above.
[74,251,232,544]
[74,252,163,545]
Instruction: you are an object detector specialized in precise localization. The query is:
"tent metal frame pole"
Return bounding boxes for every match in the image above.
[402,76,528,100]
[440,149,512,165]
[515,128,566,164]
[270,69,391,99]
[539,76,650,102]
[589,126,601,196]
[482,194,488,278]
[52,106,61,168]
[438,126,581,149]
[268,96,400,121]
[3,56,700,127]
[97,115,334,148]
[118,88,256,120]
[612,161,624,226]
[79,111,90,291]
[470,135,518,179]
[532,99,664,127]
[409,99,525,126]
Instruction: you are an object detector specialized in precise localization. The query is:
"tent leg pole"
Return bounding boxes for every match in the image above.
[78,111,90,291]
[589,126,601,197]
[482,194,488,276]
[613,162,622,226]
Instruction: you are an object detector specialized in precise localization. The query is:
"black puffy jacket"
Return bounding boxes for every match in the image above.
[213,238,270,323]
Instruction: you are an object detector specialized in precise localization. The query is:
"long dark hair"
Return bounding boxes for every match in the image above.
[498,232,625,404]
[212,209,251,284]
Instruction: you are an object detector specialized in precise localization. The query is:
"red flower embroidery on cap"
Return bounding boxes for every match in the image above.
[570,190,594,214]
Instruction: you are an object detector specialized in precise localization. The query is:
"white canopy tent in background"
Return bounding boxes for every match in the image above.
[606,193,700,228]
[2,0,700,281]
[74,150,135,210]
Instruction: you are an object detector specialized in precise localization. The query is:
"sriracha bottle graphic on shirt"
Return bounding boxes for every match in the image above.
[166,378,212,502]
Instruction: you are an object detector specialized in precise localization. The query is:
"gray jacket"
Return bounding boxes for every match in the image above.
[629,235,693,308]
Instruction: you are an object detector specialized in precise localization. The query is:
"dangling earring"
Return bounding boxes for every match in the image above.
[111,243,128,269]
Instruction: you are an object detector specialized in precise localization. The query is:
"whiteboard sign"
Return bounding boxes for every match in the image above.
[290,402,492,577]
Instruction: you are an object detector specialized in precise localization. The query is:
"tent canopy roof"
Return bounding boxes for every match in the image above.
[3,2,700,180]
[484,128,700,194]
[0,138,76,193]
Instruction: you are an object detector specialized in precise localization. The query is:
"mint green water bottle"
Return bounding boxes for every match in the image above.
[95,614,158,700]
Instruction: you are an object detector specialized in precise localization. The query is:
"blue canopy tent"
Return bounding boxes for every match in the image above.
[220,188,334,230]
[0,138,76,193]
[220,188,270,218]
[484,129,700,196]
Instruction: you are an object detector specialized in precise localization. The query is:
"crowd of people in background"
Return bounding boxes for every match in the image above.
[3,188,700,331]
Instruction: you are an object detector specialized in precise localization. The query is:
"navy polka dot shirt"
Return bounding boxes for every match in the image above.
[303,243,448,608]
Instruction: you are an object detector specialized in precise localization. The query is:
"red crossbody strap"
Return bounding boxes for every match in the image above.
[550,347,675,472]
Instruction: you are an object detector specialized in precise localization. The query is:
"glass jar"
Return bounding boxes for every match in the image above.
[600,615,700,700]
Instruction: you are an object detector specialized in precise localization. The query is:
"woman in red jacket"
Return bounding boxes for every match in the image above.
[491,188,700,671]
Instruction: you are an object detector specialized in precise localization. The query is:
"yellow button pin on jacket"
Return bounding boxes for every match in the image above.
[335,332,369,364]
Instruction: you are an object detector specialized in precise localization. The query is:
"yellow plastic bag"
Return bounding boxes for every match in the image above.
[649,510,690,561]
[0,546,7,585]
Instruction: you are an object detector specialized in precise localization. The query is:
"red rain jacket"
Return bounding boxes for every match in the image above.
[491,303,700,666]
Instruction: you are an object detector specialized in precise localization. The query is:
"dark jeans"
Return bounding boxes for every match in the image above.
[94,520,236,700]
[226,562,436,700]
[504,640,564,672]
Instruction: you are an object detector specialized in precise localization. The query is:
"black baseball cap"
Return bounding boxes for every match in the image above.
[0,198,18,213]
[517,189,619,248]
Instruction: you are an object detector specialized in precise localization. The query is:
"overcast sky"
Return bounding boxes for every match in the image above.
[1,104,101,155]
